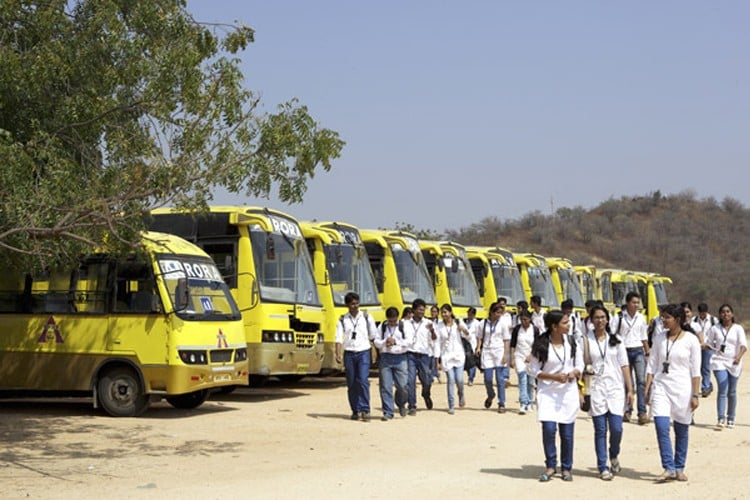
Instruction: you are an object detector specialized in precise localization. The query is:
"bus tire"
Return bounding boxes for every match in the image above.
[166,389,209,409]
[97,366,150,417]
[248,375,268,388]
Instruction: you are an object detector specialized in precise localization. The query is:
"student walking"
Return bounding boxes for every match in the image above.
[584,305,633,480]
[510,310,538,414]
[706,303,748,429]
[477,302,511,413]
[693,303,717,397]
[432,304,469,414]
[529,310,584,482]
[373,307,410,421]
[645,304,701,482]
[405,299,435,415]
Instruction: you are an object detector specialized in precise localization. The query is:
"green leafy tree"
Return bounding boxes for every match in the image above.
[0,0,344,271]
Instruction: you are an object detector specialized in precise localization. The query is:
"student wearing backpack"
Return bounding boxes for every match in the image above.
[432,303,470,414]
[694,303,717,397]
[336,292,379,422]
[373,307,411,421]
[464,307,481,386]
[478,302,511,413]
[529,310,584,482]
[510,310,538,414]
[405,299,435,415]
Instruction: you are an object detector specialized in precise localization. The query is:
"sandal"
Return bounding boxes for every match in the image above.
[539,469,555,482]
[655,470,676,483]
[561,471,573,481]
[675,471,688,482]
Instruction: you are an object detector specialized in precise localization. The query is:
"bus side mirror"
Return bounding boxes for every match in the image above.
[482,263,489,278]
[451,258,459,273]
[175,277,189,311]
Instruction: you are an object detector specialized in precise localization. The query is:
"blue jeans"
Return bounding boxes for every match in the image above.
[654,416,689,473]
[445,366,465,409]
[541,421,575,471]
[378,353,408,417]
[517,369,535,406]
[484,366,506,407]
[431,356,439,381]
[592,412,623,472]
[406,352,432,410]
[344,349,371,414]
[701,349,714,393]
[626,347,647,415]
[714,369,739,421]
[468,366,477,382]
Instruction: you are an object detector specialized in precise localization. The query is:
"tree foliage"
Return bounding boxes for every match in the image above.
[0,0,344,271]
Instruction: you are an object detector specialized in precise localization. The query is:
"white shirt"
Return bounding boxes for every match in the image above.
[436,320,467,370]
[584,332,629,417]
[610,310,648,349]
[528,334,584,424]
[531,310,545,331]
[404,317,434,356]
[478,318,511,369]
[692,314,716,342]
[373,321,412,355]
[464,318,481,351]
[512,324,536,373]
[646,331,701,425]
[706,323,747,376]
[335,311,377,352]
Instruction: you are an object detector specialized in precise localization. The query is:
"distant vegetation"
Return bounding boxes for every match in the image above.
[439,191,749,320]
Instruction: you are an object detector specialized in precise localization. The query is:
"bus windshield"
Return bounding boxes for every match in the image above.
[558,268,585,307]
[324,243,379,306]
[157,256,241,320]
[528,265,560,308]
[490,260,526,304]
[445,256,481,308]
[391,242,436,304]
[249,226,321,306]
[653,281,669,306]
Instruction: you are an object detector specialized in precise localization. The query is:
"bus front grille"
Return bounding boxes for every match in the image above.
[295,333,316,349]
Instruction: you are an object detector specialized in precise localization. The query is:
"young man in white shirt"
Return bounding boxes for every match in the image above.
[694,302,717,397]
[610,292,650,425]
[335,292,378,421]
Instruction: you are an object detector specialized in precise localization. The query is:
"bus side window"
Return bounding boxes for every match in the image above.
[73,261,109,313]
[114,260,159,313]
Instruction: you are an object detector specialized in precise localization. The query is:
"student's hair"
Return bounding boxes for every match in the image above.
[412,298,426,309]
[516,300,529,309]
[590,304,620,346]
[718,303,735,324]
[439,303,456,321]
[531,310,565,363]
[344,292,360,305]
[561,299,574,310]
[662,303,694,333]
[697,302,709,313]
[385,306,399,319]
[530,295,542,306]
[467,307,477,315]
[585,299,596,308]
[489,302,504,315]
[625,291,641,303]
[518,309,532,319]
[401,307,413,319]
[498,296,508,305]
[681,301,692,312]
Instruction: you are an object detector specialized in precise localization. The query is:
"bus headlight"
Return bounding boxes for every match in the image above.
[235,348,248,362]
[179,350,208,365]
[317,333,324,343]
[261,330,294,343]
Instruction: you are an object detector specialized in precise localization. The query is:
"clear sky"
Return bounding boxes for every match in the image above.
[187,1,749,232]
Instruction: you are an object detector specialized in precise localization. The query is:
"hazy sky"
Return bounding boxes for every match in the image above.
[187,1,749,232]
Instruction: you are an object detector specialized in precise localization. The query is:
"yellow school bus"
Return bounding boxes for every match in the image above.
[150,207,325,385]
[634,272,672,322]
[360,229,436,313]
[0,232,248,416]
[301,221,384,372]
[575,265,599,303]
[419,240,484,319]
[514,253,560,311]
[466,246,525,314]
[596,268,639,315]
[547,257,586,316]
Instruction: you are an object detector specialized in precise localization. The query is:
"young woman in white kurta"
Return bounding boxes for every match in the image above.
[705,303,748,429]
[645,304,701,483]
[585,305,633,480]
[528,310,583,481]
[433,304,468,414]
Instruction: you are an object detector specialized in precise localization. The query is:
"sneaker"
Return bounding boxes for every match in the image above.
[675,471,688,482]
[638,413,649,425]
[407,408,417,416]
[380,414,393,421]
[447,408,455,415]
[424,395,434,410]
[399,407,407,417]
[484,397,492,409]
[727,420,735,429]
[519,405,526,415]
[459,398,466,408]
[623,411,631,423]
[701,388,712,398]
[497,405,506,414]
[468,380,473,386]
[359,411,370,422]
[610,458,621,474]
[600,470,613,481]
[350,413,359,421]
[655,470,676,483]
[716,419,726,430]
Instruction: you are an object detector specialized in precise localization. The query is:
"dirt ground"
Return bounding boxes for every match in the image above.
[1,371,749,500]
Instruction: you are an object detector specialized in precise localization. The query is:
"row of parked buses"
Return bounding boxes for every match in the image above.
[0,205,671,415]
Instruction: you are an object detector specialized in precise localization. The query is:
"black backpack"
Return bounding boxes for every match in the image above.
[462,337,479,371]
[380,320,405,339]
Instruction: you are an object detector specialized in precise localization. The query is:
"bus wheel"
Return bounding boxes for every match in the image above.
[166,389,209,409]
[97,367,150,417]
[248,375,268,388]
